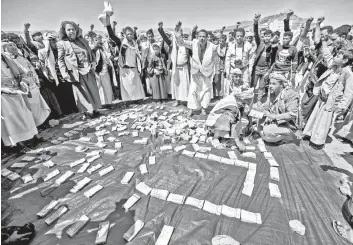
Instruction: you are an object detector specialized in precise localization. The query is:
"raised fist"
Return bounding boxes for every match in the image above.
[286,10,294,17]
[158,21,163,28]
[175,21,182,32]
[317,16,325,24]
[24,23,31,30]
[134,26,138,30]
[254,14,261,22]
[307,17,314,23]
[222,26,226,31]
[112,21,117,27]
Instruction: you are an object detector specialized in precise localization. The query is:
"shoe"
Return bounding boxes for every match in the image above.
[172,101,180,107]
[201,108,207,116]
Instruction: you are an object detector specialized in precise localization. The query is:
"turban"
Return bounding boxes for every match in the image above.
[270,73,288,83]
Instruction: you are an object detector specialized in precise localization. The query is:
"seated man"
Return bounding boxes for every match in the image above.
[254,73,299,143]
[206,68,254,151]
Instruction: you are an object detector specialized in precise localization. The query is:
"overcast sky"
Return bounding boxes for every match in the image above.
[2,0,352,32]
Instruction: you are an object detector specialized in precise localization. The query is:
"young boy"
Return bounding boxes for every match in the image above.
[147,43,168,103]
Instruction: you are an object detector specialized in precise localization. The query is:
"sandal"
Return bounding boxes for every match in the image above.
[332,220,353,244]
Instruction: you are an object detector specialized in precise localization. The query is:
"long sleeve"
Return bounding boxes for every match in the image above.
[134,29,138,41]
[158,27,172,47]
[225,46,232,75]
[321,41,334,68]
[191,29,197,40]
[276,90,299,124]
[106,25,122,50]
[147,58,154,76]
[57,42,69,79]
[175,32,192,50]
[24,30,37,54]
[284,18,291,32]
[336,72,353,112]
[254,21,261,47]
[291,47,298,73]
[213,45,220,72]
[270,45,279,66]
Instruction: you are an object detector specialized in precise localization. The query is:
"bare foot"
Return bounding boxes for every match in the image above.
[187,110,194,117]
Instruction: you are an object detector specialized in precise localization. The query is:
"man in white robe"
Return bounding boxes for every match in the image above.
[174,22,219,116]
[158,21,190,106]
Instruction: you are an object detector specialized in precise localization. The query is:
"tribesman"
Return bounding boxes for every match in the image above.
[174,21,219,116]
[158,21,190,106]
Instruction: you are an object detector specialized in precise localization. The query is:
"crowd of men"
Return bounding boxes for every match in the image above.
[1,7,353,153]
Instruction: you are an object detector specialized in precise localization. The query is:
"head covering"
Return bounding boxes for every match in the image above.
[58,21,82,40]
[230,68,242,75]
[182,33,189,38]
[245,31,254,37]
[146,28,154,36]
[31,31,42,39]
[270,73,288,83]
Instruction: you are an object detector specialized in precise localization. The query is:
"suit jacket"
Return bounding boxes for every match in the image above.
[38,48,59,86]
[175,32,218,77]
[57,38,94,82]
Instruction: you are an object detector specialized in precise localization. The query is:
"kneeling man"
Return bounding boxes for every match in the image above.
[254,73,299,143]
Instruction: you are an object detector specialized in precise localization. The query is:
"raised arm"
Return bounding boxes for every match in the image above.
[23,23,38,54]
[315,17,325,45]
[157,21,172,47]
[336,73,353,114]
[253,14,261,46]
[105,16,122,50]
[301,17,313,39]
[174,21,192,49]
[191,25,198,40]
[220,26,226,35]
[284,10,294,32]
[133,27,138,41]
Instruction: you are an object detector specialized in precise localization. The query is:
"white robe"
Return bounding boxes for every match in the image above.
[169,33,190,101]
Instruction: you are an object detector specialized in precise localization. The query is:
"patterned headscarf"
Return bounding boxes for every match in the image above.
[58,21,83,40]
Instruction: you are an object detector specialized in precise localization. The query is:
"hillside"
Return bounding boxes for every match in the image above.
[3,12,341,39]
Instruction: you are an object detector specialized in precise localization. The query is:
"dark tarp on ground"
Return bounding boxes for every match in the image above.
[1,106,351,245]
